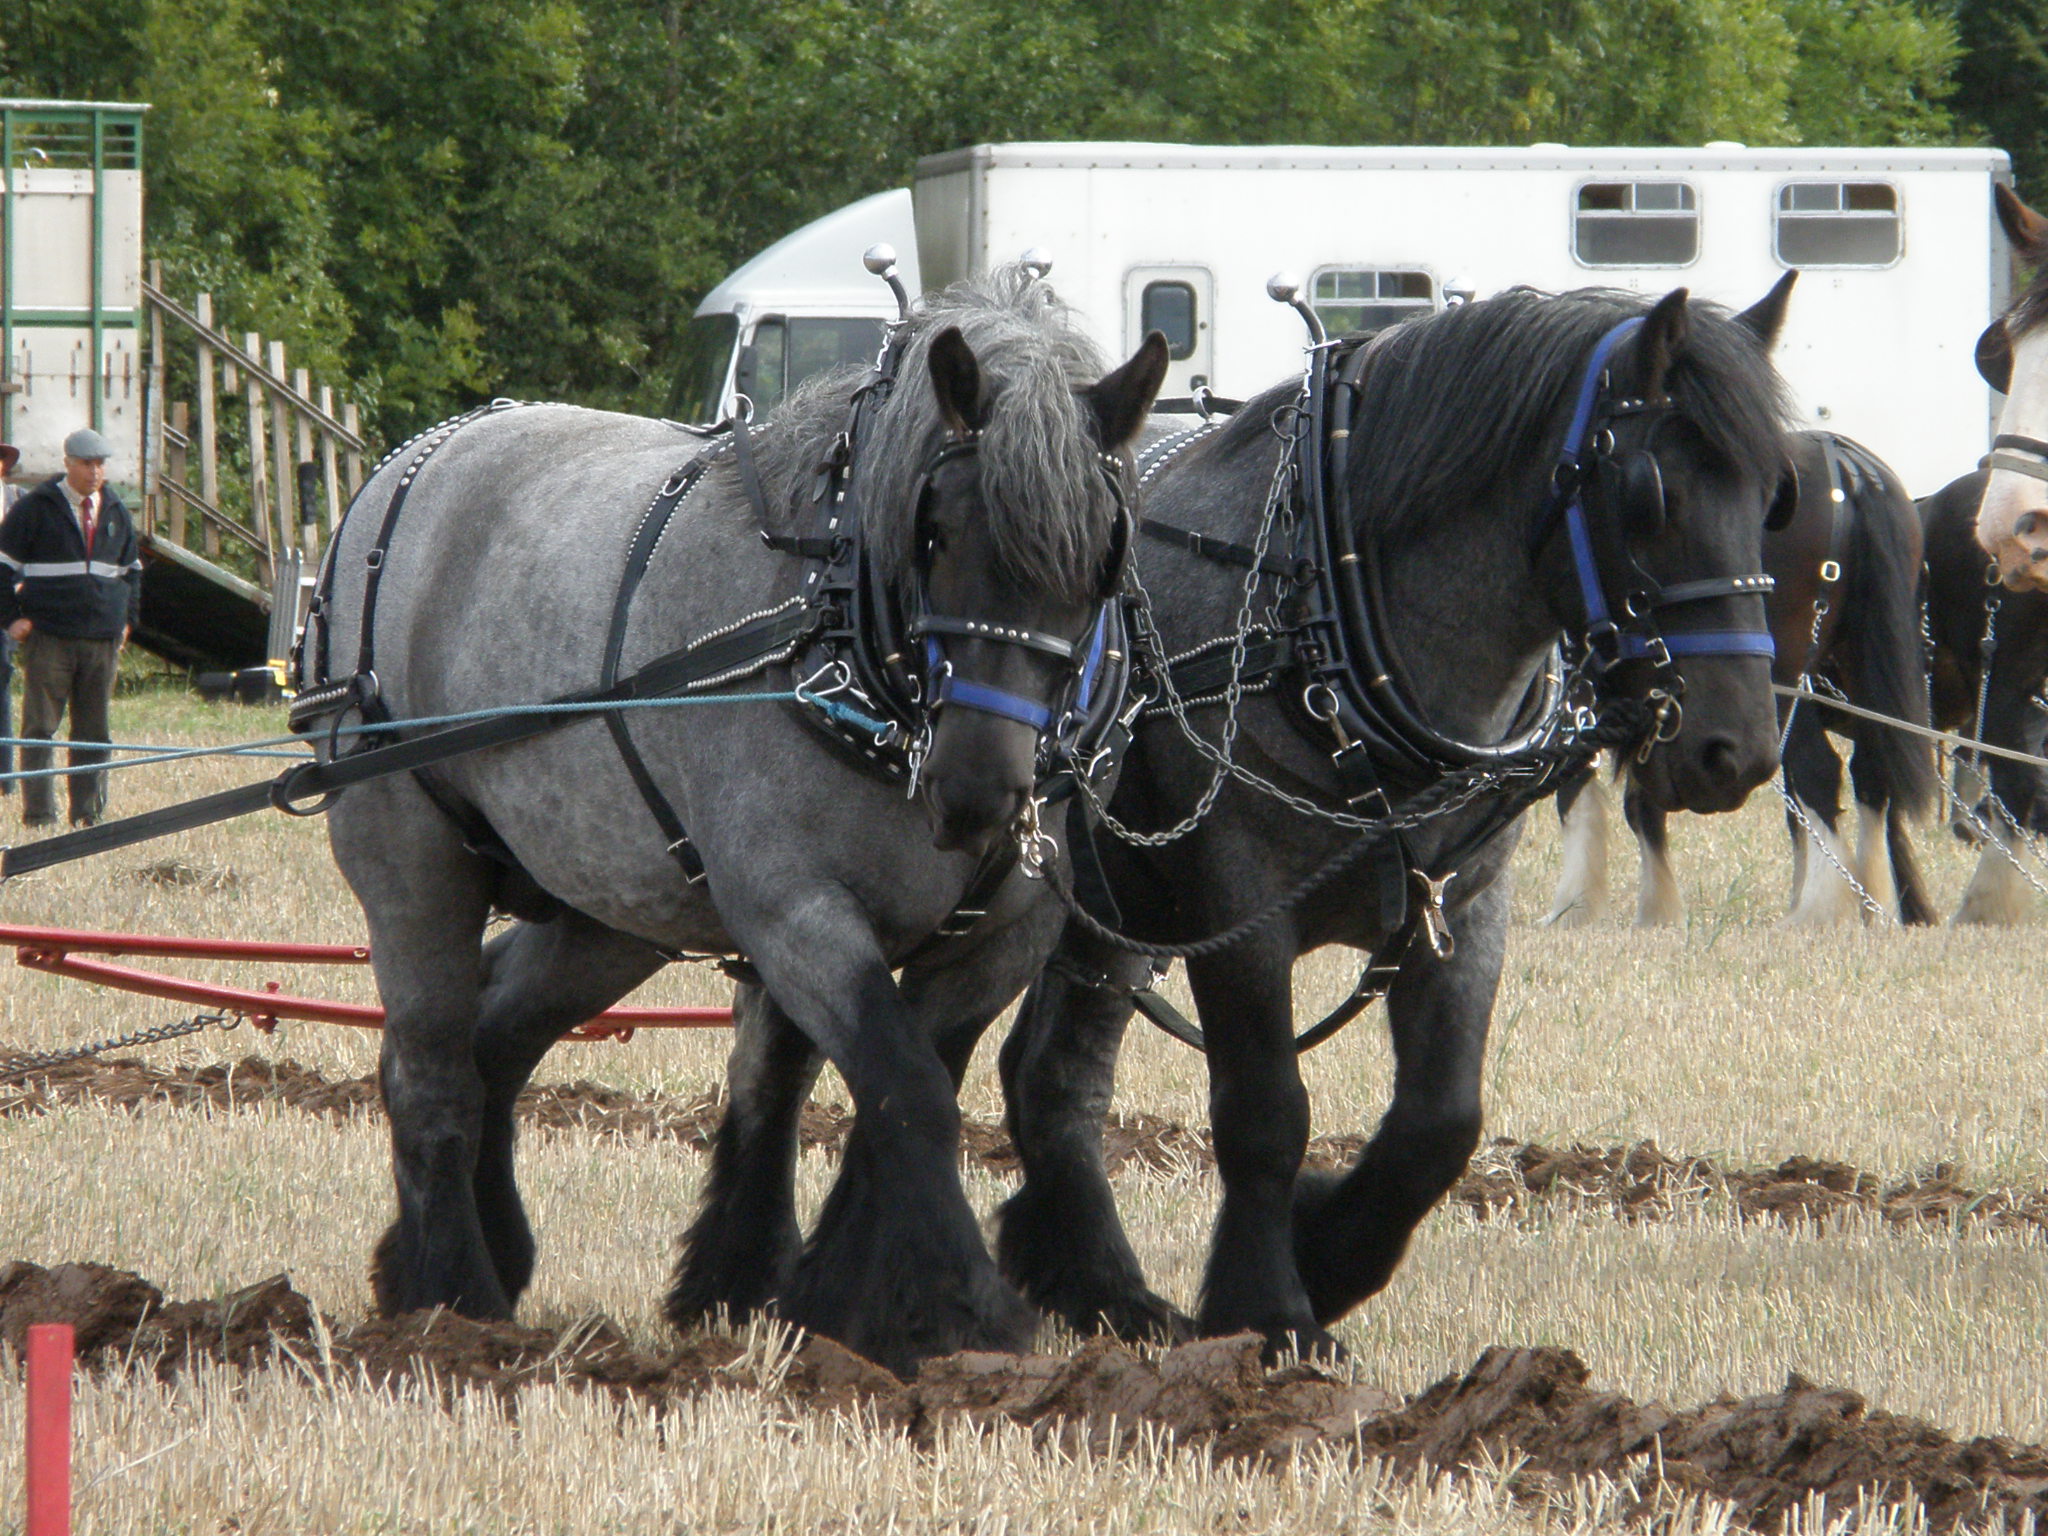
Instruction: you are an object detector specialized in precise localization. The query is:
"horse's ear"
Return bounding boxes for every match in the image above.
[1737,271,1797,350]
[1085,331,1171,451]
[1632,289,1690,397]
[929,326,986,438]
[1996,183,2048,260]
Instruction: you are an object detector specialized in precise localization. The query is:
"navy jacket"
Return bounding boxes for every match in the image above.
[0,477,142,640]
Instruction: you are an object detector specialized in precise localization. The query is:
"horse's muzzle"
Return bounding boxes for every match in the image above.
[921,775,1028,855]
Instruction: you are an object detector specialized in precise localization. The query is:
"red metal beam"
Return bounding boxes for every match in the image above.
[2,923,732,1040]
[0,923,371,963]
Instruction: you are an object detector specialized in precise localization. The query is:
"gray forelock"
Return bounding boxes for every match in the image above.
[751,265,1117,601]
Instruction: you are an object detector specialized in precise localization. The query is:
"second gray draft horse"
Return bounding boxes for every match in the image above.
[302,268,1167,1376]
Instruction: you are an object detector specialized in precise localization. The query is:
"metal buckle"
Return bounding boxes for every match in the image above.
[1819,559,1841,584]
[1016,795,1057,879]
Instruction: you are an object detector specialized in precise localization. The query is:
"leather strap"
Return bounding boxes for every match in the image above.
[2,606,819,880]
[1138,518,1312,582]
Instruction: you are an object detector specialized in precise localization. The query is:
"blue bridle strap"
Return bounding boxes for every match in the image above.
[1621,630,1777,659]
[1555,315,1775,664]
[932,669,1057,730]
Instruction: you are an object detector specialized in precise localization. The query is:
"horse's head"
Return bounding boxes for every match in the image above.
[1976,184,2048,590]
[909,324,1167,853]
[1553,280,1797,814]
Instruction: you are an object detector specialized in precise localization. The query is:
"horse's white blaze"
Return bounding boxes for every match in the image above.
[1853,802,1896,923]
[1632,821,1685,927]
[1540,780,1610,927]
[1978,327,2048,589]
[1954,833,2036,924]
[1780,800,1860,926]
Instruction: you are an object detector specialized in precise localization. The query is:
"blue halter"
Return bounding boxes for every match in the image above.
[1548,316,1777,668]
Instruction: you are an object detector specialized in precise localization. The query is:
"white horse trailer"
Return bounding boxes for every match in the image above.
[680,142,2014,497]
[0,100,147,493]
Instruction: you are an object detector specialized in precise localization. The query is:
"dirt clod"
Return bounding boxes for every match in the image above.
[6,1260,2047,1529]
[9,1053,2048,1243]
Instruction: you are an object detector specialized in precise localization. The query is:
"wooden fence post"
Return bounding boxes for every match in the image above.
[167,400,189,547]
[268,340,294,559]
[294,366,319,560]
[343,403,363,498]
[195,294,220,557]
[244,331,273,584]
[144,260,165,535]
[318,384,342,539]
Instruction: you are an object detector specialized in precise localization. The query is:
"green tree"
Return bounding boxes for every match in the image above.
[1952,0,2048,202]
[1784,0,1959,146]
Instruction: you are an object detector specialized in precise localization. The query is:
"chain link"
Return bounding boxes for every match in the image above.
[0,1011,241,1087]
[1087,397,1309,846]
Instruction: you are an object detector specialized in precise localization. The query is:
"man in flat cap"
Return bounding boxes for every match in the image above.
[0,441,16,790]
[0,428,141,827]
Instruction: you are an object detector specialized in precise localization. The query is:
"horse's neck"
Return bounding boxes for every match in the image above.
[1373,503,1560,743]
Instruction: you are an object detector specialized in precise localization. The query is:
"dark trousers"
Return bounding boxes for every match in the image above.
[0,631,13,784]
[20,632,119,825]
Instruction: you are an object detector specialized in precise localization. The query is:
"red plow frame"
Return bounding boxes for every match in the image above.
[0,923,732,1041]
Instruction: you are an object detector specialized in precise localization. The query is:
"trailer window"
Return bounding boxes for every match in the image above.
[787,317,889,393]
[1774,182,1900,267]
[1310,270,1435,336]
[1140,281,1200,360]
[668,313,740,424]
[735,319,788,415]
[1573,182,1698,267]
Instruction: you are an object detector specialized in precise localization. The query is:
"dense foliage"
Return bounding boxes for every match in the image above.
[0,0,1995,433]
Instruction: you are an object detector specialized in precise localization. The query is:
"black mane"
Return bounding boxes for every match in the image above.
[1203,287,1793,538]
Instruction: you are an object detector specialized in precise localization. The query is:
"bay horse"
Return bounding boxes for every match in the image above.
[299,268,1166,1377]
[1542,429,1936,927]
[1975,184,2048,587]
[1921,466,2048,922]
[1932,181,2048,921]
[686,280,1799,1360]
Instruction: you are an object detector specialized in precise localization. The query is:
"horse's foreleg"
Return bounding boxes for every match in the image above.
[1293,875,1503,1327]
[668,982,821,1328]
[469,914,667,1302]
[740,894,1035,1377]
[329,781,502,1318]
[1886,805,1940,926]
[1622,782,1684,926]
[1539,764,1610,927]
[995,934,1193,1343]
[1188,936,1331,1360]
[1781,708,1858,925]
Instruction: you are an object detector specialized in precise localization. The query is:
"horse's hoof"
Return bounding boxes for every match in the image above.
[1049,1284,1195,1345]
[1261,1324,1346,1368]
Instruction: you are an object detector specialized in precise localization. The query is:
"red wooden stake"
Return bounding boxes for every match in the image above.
[25,1323,73,1536]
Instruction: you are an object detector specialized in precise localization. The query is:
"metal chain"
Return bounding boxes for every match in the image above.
[1048,700,1651,962]
[0,1012,241,1087]
[1086,395,1309,845]
[1941,770,2048,905]
[1775,776,1887,920]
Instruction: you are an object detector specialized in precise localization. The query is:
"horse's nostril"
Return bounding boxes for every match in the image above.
[1700,736,1741,778]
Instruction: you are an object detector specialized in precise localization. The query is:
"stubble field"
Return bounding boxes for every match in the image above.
[3,690,2048,1534]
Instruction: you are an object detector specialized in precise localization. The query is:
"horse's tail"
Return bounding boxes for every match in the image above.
[1837,438,1938,823]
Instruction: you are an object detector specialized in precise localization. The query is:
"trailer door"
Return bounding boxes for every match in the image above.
[1126,266,1214,399]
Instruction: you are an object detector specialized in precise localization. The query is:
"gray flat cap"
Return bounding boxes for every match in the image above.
[63,428,113,460]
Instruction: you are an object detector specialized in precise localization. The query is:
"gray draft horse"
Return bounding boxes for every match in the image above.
[310,269,1166,1376]
[681,281,1798,1362]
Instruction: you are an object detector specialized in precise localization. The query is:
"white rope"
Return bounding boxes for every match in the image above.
[1772,683,2048,773]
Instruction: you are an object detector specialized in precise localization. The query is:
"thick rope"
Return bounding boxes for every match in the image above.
[0,687,886,786]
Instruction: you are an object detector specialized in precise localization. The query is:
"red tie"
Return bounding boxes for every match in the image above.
[79,494,95,553]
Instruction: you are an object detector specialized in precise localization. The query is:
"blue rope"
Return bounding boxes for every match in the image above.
[0,688,896,785]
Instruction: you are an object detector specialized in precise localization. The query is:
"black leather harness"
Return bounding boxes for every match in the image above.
[1070,316,1778,1052]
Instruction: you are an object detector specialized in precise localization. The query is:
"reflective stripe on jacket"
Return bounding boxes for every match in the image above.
[0,478,142,639]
